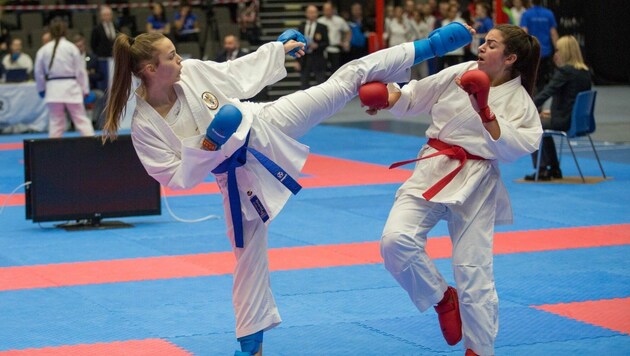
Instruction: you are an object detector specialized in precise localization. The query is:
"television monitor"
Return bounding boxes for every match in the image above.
[23,135,161,229]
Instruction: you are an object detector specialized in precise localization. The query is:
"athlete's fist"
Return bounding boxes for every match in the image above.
[202,104,242,151]
[460,70,495,123]
[277,29,307,58]
[359,82,389,110]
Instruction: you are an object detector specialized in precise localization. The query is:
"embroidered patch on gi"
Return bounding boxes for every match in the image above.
[201,92,219,110]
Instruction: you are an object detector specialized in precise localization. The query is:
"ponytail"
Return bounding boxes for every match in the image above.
[495,24,541,97]
[102,32,165,143]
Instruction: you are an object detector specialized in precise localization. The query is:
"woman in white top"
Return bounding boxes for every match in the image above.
[34,18,93,138]
[371,24,542,356]
[385,6,411,47]
[2,38,33,76]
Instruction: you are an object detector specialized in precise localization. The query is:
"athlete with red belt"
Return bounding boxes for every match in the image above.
[360,25,543,355]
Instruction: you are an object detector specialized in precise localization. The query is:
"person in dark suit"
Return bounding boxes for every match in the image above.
[90,5,119,58]
[525,35,592,181]
[215,34,248,62]
[297,4,329,90]
[73,33,106,128]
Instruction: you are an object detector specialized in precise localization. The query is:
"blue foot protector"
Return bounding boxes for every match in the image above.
[234,330,264,356]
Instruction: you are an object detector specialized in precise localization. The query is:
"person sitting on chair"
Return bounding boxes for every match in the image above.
[2,38,33,81]
[524,35,591,181]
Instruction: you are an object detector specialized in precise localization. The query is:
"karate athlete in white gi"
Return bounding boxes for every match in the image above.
[34,18,94,138]
[363,24,543,356]
[101,23,474,355]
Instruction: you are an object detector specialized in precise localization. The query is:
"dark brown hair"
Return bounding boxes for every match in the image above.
[102,32,165,143]
[495,24,541,97]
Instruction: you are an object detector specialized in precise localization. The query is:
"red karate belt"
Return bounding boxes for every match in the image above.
[389,138,486,201]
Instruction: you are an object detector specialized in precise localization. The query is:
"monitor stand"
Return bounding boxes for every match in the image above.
[56,218,133,231]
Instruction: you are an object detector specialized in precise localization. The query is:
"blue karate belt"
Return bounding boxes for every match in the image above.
[212,133,302,248]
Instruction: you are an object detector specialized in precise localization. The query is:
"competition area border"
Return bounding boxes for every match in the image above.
[2,0,256,11]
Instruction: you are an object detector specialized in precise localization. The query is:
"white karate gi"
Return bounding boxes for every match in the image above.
[380,61,542,355]
[130,41,417,338]
[34,37,94,138]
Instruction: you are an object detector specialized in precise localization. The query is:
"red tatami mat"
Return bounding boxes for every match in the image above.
[1,224,627,292]
[534,297,630,335]
[0,339,192,356]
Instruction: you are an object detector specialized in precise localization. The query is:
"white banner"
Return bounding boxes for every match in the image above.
[0,82,48,133]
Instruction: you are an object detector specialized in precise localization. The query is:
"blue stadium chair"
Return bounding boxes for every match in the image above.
[535,90,607,182]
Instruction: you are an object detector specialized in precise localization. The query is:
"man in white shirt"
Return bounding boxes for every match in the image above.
[317,2,350,72]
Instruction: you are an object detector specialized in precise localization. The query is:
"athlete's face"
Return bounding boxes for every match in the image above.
[476,29,516,84]
[152,37,183,84]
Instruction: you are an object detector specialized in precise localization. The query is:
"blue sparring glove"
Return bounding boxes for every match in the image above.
[202,104,242,151]
[38,91,45,98]
[84,91,96,105]
[277,29,307,58]
[413,22,472,65]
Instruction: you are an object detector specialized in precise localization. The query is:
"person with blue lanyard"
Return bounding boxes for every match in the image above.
[101,23,473,355]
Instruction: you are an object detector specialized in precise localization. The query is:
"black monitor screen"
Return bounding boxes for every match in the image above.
[24,135,161,223]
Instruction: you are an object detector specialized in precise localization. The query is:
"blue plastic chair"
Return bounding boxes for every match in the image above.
[535,90,606,182]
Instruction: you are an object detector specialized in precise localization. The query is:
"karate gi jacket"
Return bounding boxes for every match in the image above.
[34,37,90,104]
[131,42,309,224]
[389,61,543,224]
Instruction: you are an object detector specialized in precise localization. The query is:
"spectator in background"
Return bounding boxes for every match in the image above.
[297,4,329,89]
[346,2,373,63]
[438,4,466,70]
[91,5,118,58]
[525,35,592,181]
[146,2,171,37]
[384,3,395,34]
[403,0,416,22]
[318,1,350,73]
[409,7,431,79]
[469,0,493,58]
[385,6,409,48]
[433,0,450,29]
[473,1,493,43]
[34,18,93,138]
[520,0,558,93]
[237,1,260,45]
[215,34,247,62]
[0,7,14,58]
[174,1,199,43]
[510,0,528,27]
[2,38,33,78]
[73,33,106,128]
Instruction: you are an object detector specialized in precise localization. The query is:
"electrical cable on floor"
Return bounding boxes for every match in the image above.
[0,181,30,216]
[161,186,221,223]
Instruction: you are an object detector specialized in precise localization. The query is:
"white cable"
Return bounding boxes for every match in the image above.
[161,186,221,223]
[0,181,30,216]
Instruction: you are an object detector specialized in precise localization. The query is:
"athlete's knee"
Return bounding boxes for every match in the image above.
[453,263,496,304]
[380,231,421,271]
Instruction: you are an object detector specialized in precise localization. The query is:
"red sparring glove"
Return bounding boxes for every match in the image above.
[460,70,496,123]
[359,82,389,110]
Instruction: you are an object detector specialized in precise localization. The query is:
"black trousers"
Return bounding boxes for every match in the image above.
[531,118,560,170]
